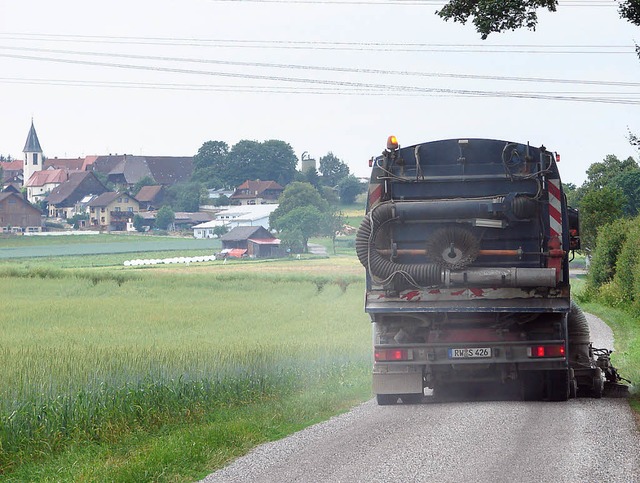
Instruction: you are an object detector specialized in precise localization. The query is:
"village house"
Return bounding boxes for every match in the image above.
[25,168,69,204]
[135,185,165,211]
[0,192,42,233]
[46,171,108,219]
[229,180,283,206]
[88,192,140,231]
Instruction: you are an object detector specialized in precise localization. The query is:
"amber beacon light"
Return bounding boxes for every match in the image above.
[386,135,399,151]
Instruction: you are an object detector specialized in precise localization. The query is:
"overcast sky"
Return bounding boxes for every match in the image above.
[0,0,638,185]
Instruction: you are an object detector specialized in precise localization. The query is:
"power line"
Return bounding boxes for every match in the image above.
[2,76,637,97]
[1,45,638,88]
[0,54,638,104]
[0,33,633,54]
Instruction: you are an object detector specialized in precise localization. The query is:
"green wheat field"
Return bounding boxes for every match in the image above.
[0,235,371,481]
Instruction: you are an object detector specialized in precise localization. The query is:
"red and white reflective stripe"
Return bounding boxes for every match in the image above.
[368,183,383,207]
[548,179,563,239]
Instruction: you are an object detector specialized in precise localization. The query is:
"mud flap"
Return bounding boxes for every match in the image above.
[373,372,423,395]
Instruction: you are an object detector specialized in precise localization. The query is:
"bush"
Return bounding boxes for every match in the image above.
[586,218,632,291]
[612,220,640,304]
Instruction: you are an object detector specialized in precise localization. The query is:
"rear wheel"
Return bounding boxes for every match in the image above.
[521,371,544,401]
[591,368,604,399]
[400,393,422,404]
[376,394,399,405]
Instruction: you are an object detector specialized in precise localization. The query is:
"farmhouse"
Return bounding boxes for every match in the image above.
[88,192,140,231]
[0,192,42,233]
[46,171,109,219]
[230,180,283,205]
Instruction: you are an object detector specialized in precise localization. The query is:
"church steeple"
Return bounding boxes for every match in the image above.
[23,120,43,185]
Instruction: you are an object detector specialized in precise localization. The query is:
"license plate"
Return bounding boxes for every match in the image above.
[448,347,492,359]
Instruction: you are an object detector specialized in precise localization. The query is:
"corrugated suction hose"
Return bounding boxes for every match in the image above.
[356,203,443,286]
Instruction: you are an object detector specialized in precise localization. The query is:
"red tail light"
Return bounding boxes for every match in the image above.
[375,349,408,361]
[528,344,565,358]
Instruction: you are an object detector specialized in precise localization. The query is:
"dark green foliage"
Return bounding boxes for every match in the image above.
[166,182,205,212]
[301,167,321,189]
[213,225,228,238]
[337,175,365,205]
[274,206,325,252]
[227,139,298,187]
[192,141,229,188]
[619,0,640,26]
[437,0,558,39]
[270,182,340,252]
[211,194,231,207]
[612,222,640,305]
[319,152,350,187]
[437,0,639,38]
[586,218,632,291]
[132,214,145,232]
[611,170,640,217]
[578,186,626,252]
[155,206,175,230]
[279,228,305,254]
[193,139,298,189]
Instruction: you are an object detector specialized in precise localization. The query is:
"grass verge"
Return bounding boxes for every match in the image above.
[573,277,640,418]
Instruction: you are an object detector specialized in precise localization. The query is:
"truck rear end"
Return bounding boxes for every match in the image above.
[357,137,585,404]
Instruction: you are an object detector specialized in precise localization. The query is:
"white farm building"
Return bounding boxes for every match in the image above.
[192,204,278,239]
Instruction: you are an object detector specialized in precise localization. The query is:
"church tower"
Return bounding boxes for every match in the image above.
[23,120,43,186]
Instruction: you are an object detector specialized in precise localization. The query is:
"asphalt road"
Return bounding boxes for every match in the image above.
[201,313,640,483]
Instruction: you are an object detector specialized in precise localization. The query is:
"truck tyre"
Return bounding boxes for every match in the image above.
[546,370,570,402]
[521,372,544,401]
[591,368,604,399]
[400,393,422,404]
[376,394,399,405]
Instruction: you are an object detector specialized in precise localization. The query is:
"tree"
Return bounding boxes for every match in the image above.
[269,182,331,252]
[271,182,329,218]
[583,155,638,191]
[166,182,206,212]
[337,175,365,205]
[213,225,229,238]
[579,186,626,252]
[155,206,175,231]
[437,0,640,39]
[227,139,298,187]
[133,214,145,232]
[611,170,640,217]
[301,167,321,189]
[273,205,325,253]
[192,141,230,188]
[319,152,350,187]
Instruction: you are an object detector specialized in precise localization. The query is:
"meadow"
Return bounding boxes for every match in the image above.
[0,236,371,481]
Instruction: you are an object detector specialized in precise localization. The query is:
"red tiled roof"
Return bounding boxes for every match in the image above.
[231,180,283,200]
[81,155,99,171]
[135,185,163,202]
[0,160,23,171]
[25,169,68,187]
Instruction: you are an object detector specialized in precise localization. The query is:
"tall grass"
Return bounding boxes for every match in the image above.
[0,270,371,474]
